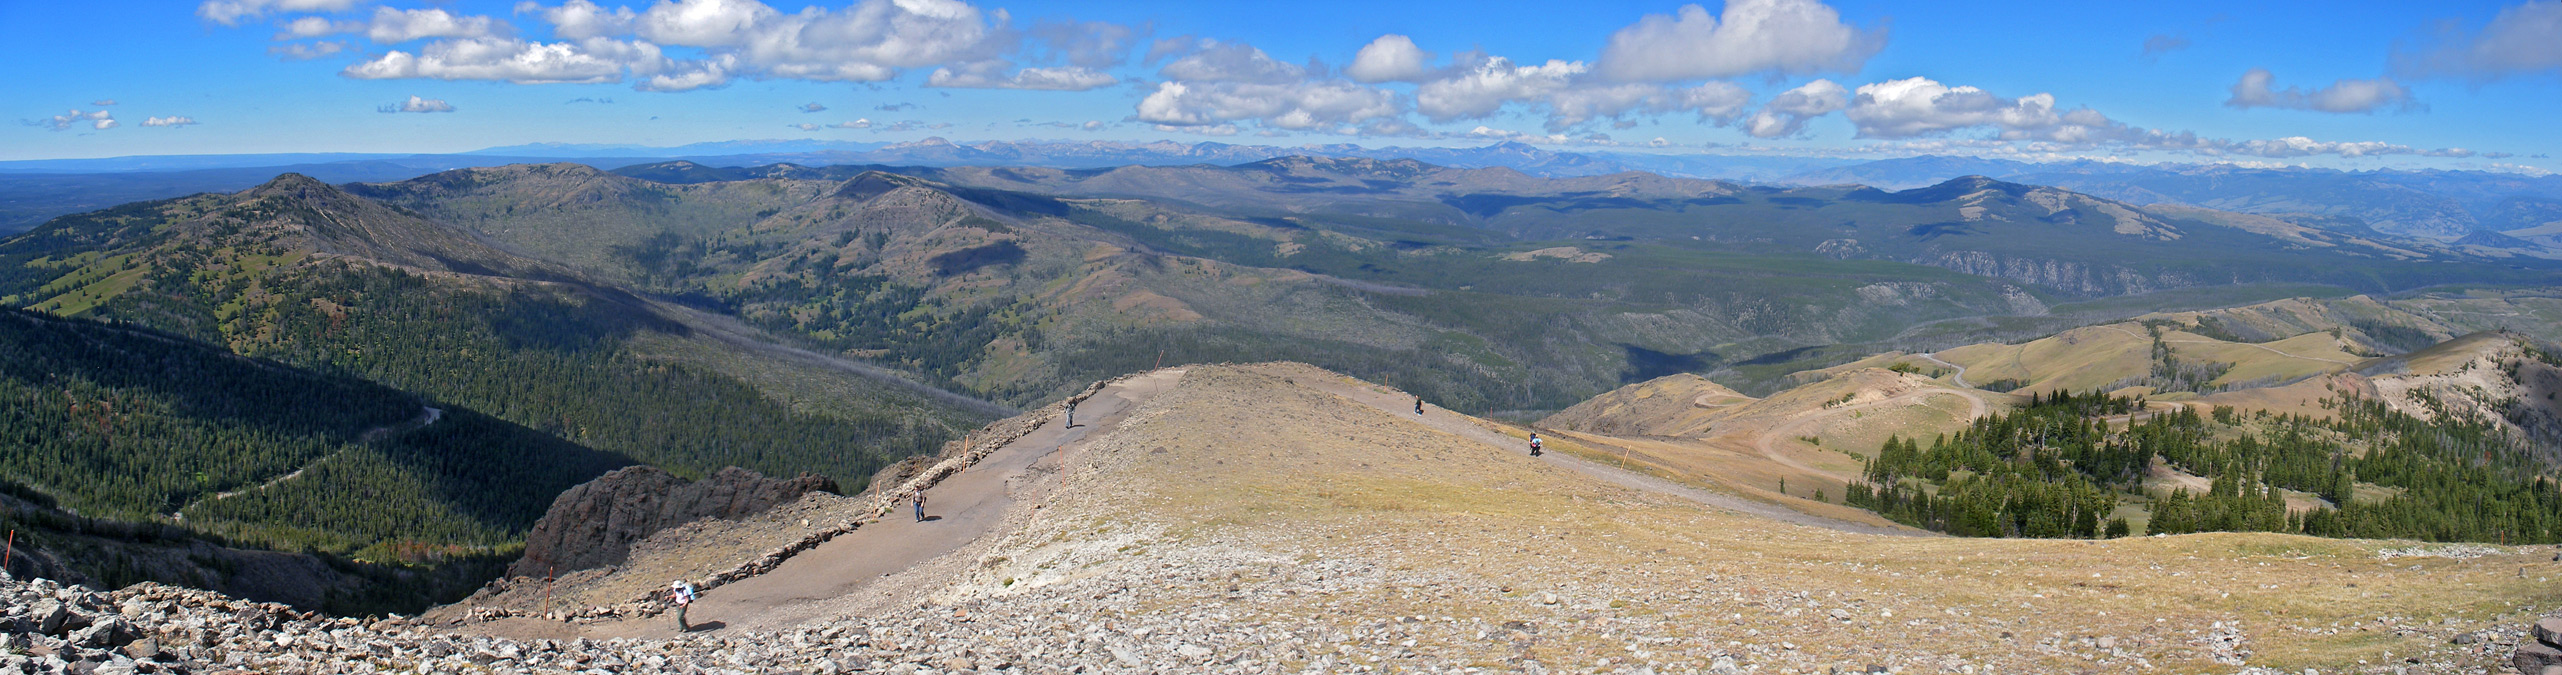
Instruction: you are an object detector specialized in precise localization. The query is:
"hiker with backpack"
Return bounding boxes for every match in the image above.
[1529,433,1543,457]
[913,491,928,522]
[1415,395,1424,415]
[669,580,697,632]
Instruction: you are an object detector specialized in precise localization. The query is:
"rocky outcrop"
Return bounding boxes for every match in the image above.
[507,467,837,578]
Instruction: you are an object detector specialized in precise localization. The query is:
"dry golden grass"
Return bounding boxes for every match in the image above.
[980,364,2550,672]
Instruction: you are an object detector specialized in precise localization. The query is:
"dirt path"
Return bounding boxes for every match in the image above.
[576,369,1186,638]
[1917,353,1972,388]
[1279,367,1926,537]
[172,405,443,521]
[1751,389,1988,483]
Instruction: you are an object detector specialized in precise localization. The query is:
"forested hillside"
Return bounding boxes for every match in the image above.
[1851,388,2562,542]
[0,174,982,491]
[0,306,627,558]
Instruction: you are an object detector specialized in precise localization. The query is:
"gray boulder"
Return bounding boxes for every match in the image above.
[507,466,837,577]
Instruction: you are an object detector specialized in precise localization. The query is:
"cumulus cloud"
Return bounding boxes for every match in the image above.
[365,7,506,43]
[1820,76,2483,160]
[142,116,201,127]
[197,0,359,27]
[1595,0,1885,81]
[927,62,1118,90]
[29,109,114,131]
[1408,55,1747,131]
[833,119,872,128]
[344,36,653,84]
[1136,80,1401,130]
[2394,0,2562,79]
[1415,55,1583,122]
[1345,34,1434,83]
[1742,79,1846,138]
[2225,68,2419,113]
[520,0,636,40]
[353,0,1028,90]
[2140,34,2190,59]
[378,95,457,113]
[271,40,350,60]
[276,15,355,39]
[801,102,827,112]
[1845,77,2153,144]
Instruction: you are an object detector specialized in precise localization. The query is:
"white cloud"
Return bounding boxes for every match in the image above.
[927,62,1118,90]
[464,0,1018,89]
[2395,0,2562,79]
[1408,54,1759,131]
[344,37,651,84]
[1345,34,1434,83]
[142,116,201,127]
[1159,41,1307,84]
[1082,120,1104,130]
[271,40,350,60]
[1415,55,1583,122]
[197,0,360,27]
[29,109,113,131]
[276,15,354,39]
[801,102,827,112]
[1845,77,2146,144]
[521,0,636,40]
[1595,0,1885,82]
[833,119,872,129]
[1742,79,1846,138]
[1136,80,1400,130]
[365,7,507,43]
[379,95,457,113]
[1678,81,1754,124]
[634,0,774,46]
[664,0,1003,78]
[91,99,116,106]
[2225,68,2418,114]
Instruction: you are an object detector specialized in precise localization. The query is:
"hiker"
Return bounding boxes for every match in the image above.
[1066,399,1079,428]
[668,580,696,632]
[1529,433,1543,457]
[1415,396,1424,415]
[913,491,928,522]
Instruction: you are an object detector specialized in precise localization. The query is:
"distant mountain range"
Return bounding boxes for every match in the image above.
[6,139,2562,247]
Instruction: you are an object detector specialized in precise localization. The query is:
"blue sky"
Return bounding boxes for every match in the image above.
[5,0,2560,172]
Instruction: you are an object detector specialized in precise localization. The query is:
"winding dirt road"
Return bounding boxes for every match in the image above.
[1284,366,1925,537]
[1750,389,1989,484]
[1916,353,1973,388]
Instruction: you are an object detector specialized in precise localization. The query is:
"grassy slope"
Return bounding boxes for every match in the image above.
[971,364,2544,672]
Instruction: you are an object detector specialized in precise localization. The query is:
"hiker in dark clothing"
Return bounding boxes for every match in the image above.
[912,491,928,522]
[1529,433,1543,457]
[1066,399,1079,428]
[1415,396,1424,415]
